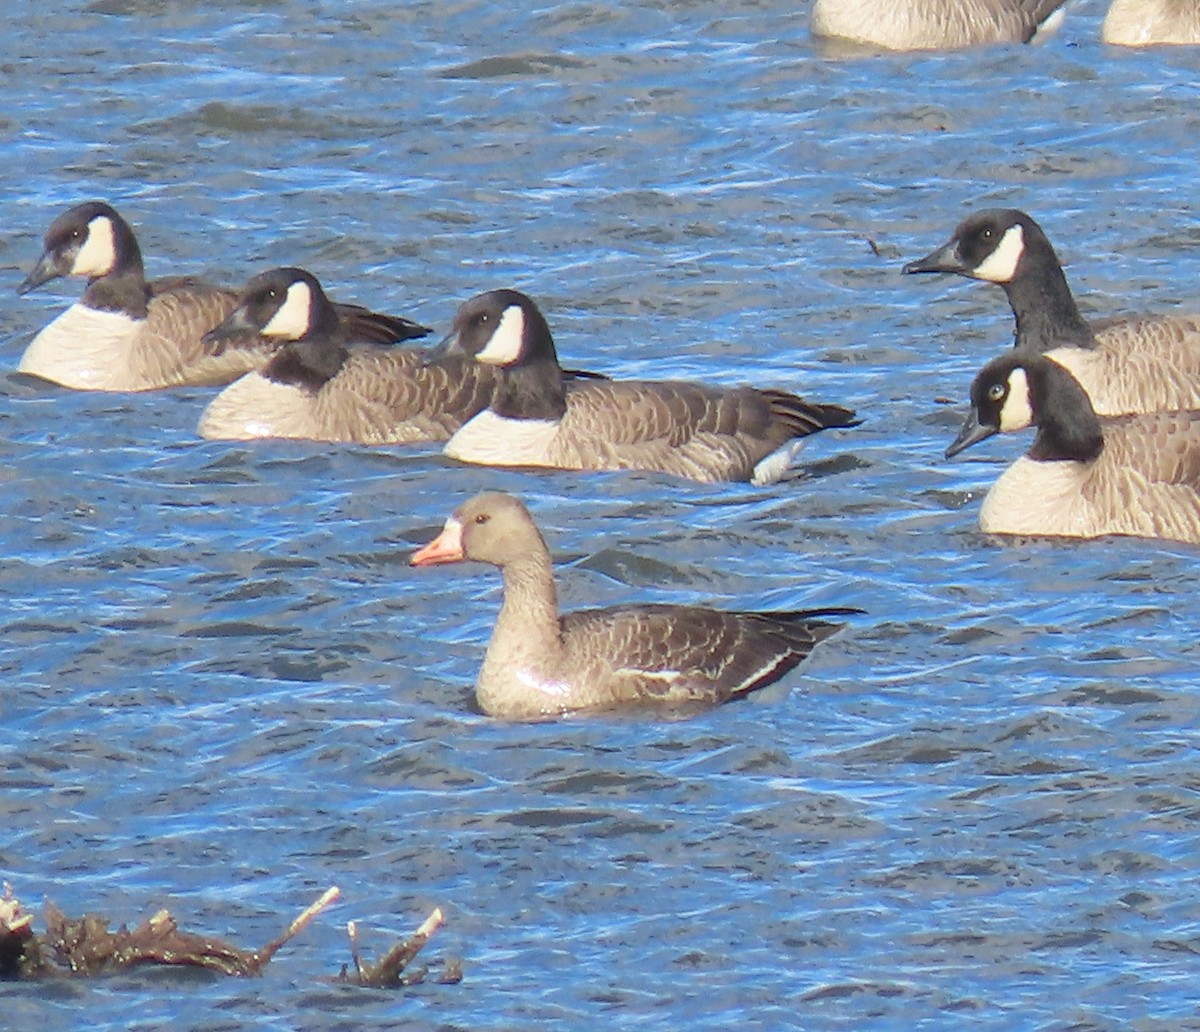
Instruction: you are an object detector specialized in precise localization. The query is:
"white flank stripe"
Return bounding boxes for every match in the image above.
[516,667,572,698]
[972,224,1025,283]
[729,653,789,697]
[1034,7,1066,40]
[752,439,806,486]
[475,305,525,365]
[615,668,681,683]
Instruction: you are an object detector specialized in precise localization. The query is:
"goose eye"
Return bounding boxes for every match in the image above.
[988,382,1006,401]
[981,227,993,240]
[474,513,490,525]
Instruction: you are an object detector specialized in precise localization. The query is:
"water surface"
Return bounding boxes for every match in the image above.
[3,1,1200,1028]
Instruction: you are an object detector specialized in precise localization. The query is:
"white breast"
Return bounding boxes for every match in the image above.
[197,372,313,440]
[979,457,1093,537]
[18,304,142,390]
[443,409,562,467]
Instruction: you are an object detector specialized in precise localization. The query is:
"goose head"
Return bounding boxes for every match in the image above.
[411,492,546,569]
[19,200,141,294]
[431,289,558,369]
[903,208,1057,286]
[205,266,338,344]
[947,353,1103,462]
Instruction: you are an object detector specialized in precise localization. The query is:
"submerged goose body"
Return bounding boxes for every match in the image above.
[411,492,857,719]
[17,202,429,391]
[947,353,1200,543]
[1103,0,1200,46]
[810,0,1068,50]
[198,267,494,443]
[905,208,1200,416]
[437,289,859,485]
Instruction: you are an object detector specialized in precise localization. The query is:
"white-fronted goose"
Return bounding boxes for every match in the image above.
[904,208,1200,416]
[16,201,430,391]
[947,352,1200,543]
[810,0,1068,50]
[435,289,859,485]
[198,267,499,443]
[1103,0,1200,46]
[411,492,858,719]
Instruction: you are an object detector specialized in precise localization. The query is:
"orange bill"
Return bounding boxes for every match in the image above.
[410,518,465,567]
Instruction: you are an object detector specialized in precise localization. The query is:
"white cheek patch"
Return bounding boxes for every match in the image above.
[72,215,117,277]
[998,367,1035,431]
[261,280,313,339]
[475,305,525,365]
[972,224,1025,283]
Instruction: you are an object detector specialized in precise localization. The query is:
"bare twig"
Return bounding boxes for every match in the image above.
[253,886,341,969]
[344,907,447,988]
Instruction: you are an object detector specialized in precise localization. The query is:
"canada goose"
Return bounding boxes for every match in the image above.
[946,352,1200,543]
[435,289,860,485]
[16,201,430,391]
[198,267,499,443]
[1103,0,1200,46]
[410,491,859,719]
[809,0,1069,50]
[904,208,1200,416]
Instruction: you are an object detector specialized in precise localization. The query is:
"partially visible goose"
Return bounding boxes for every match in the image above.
[946,352,1200,543]
[16,201,430,391]
[904,208,1200,416]
[1103,0,1200,46]
[411,492,858,719]
[198,267,498,443]
[435,289,859,485]
[810,0,1069,50]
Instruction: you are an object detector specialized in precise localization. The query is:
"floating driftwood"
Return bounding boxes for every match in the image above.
[0,884,38,979]
[0,883,459,988]
[338,907,461,988]
[0,883,339,979]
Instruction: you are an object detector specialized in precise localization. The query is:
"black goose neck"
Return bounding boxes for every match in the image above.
[307,291,343,340]
[492,356,568,421]
[1028,363,1104,463]
[82,269,151,318]
[264,335,350,391]
[1006,239,1095,353]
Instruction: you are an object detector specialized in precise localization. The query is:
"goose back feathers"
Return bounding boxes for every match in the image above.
[947,353,1200,542]
[437,289,859,485]
[810,0,1068,50]
[905,208,1200,416]
[17,201,430,391]
[410,492,857,719]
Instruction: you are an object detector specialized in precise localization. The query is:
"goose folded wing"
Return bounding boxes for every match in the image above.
[560,604,839,706]
[563,380,848,447]
[1105,411,1200,485]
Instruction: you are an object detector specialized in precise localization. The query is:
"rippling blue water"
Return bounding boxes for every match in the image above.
[4,0,1200,1028]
